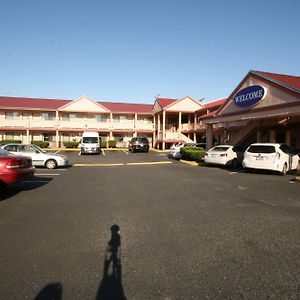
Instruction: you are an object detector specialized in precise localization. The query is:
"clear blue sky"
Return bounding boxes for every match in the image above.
[1,0,299,104]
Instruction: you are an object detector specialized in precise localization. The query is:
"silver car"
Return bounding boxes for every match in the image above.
[1,144,68,169]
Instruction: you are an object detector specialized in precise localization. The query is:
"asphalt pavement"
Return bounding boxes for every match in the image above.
[0,150,299,299]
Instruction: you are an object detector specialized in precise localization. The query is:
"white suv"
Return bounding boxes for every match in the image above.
[242,143,299,175]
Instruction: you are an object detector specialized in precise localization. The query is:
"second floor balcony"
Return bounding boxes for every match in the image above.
[0,119,154,131]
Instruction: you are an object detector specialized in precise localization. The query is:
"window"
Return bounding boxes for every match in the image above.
[4,145,18,152]
[280,144,297,155]
[247,145,276,153]
[41,113,55,121]
[113,115,133,122]
[96,115,108,122]
[62,114,82,121]
[5,132,20,140]
[18,145,37,153]
[5,112,21,120]
[43,133,55,142]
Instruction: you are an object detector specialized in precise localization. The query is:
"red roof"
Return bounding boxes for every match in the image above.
[0,96,153,114]
[253,71,300,91]
[199,110,218,120]
[100,102,153,114]
[196,98,226,113]
[156,98,177,108]
[0,96,71,109]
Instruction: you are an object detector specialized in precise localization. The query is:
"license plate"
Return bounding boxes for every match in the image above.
[256,156,264,160]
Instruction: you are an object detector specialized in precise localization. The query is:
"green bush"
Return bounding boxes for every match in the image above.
[63,141,79,148]
[101,140,108,148]
[0,139,22,145]
[180,147,206,162]
[108,140,117,148]
[31,141,49,148]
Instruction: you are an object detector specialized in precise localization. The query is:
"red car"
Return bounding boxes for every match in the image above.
[0,148,36,188]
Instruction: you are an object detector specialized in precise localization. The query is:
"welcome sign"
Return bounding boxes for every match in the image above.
[234,85,266,107]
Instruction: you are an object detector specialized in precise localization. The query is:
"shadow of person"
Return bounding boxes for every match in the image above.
[96,224,126,300]
[34,282,62,300]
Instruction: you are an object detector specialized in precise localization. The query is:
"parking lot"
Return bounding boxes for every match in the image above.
[0,150,299,299]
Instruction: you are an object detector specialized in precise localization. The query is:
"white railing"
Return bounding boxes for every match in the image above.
[112,122,135,130]
[194,123,206,130]
[1,119,155,131]
[181,123,195,131]
[0,119,28,127]
[135,122,154,130]
[30,120,58,128]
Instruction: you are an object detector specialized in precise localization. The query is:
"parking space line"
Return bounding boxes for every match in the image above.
[126,161,173,166]
[73,161,173,167]
[35,174,61,176]
[74,163,124,167]
[101,149,106,156]
[55,150,61,154]
[123,150,129,155]
[78,151,81,156]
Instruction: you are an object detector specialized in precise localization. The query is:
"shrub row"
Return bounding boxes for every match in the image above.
[0,140,50,148]
[180,147,206,162]
[31,141,49,148]
[0,140,22,144]
[63,141,80,148]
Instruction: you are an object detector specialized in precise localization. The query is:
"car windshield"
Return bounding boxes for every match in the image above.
[211,146,230,151]
[247,145,276,153]
[137,138,148,143]
[0,148,13,156]
[83,137,98,143]
[33,145,47,153]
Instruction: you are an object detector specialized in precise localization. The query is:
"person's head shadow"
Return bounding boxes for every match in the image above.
[95,224,126,300]
[34,282,62,300]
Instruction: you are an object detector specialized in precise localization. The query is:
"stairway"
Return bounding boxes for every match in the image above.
[229,121,258,146]
[156,131,194,144]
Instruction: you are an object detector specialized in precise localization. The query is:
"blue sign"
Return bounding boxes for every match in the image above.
[234,85,265,107]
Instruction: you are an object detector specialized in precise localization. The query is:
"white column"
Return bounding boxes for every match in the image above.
[162,111,166,150]
[134,113,138,130]
[25,129,30,144]
[206,124,213,150]
[193,132,196,142]
[56,130,59,148]
[178,112,182,133]
[158,114,161,138]
[110,113,113,129]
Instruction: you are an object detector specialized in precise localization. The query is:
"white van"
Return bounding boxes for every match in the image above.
[80,132,101,154]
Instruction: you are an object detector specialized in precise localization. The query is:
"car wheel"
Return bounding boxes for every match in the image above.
[231,158,238,169]
[281,163,288,175]
[45,159,57,169]
[0,180,7,189]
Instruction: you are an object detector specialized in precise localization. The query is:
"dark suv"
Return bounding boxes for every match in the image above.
[128,137,149,153]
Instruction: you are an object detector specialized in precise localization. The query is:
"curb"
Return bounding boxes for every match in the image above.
[180,159,199,167]
[294,176,300,182]
[151,149,170,153]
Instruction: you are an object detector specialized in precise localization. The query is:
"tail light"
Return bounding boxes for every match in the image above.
[5,159,29,169]
[220,153,227,157]
[6,159,23,169]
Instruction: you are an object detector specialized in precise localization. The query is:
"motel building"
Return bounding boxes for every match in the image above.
[202,70,300,151]
[0,94,223,149]
[0,70,299,151]
[0,96,154,148]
